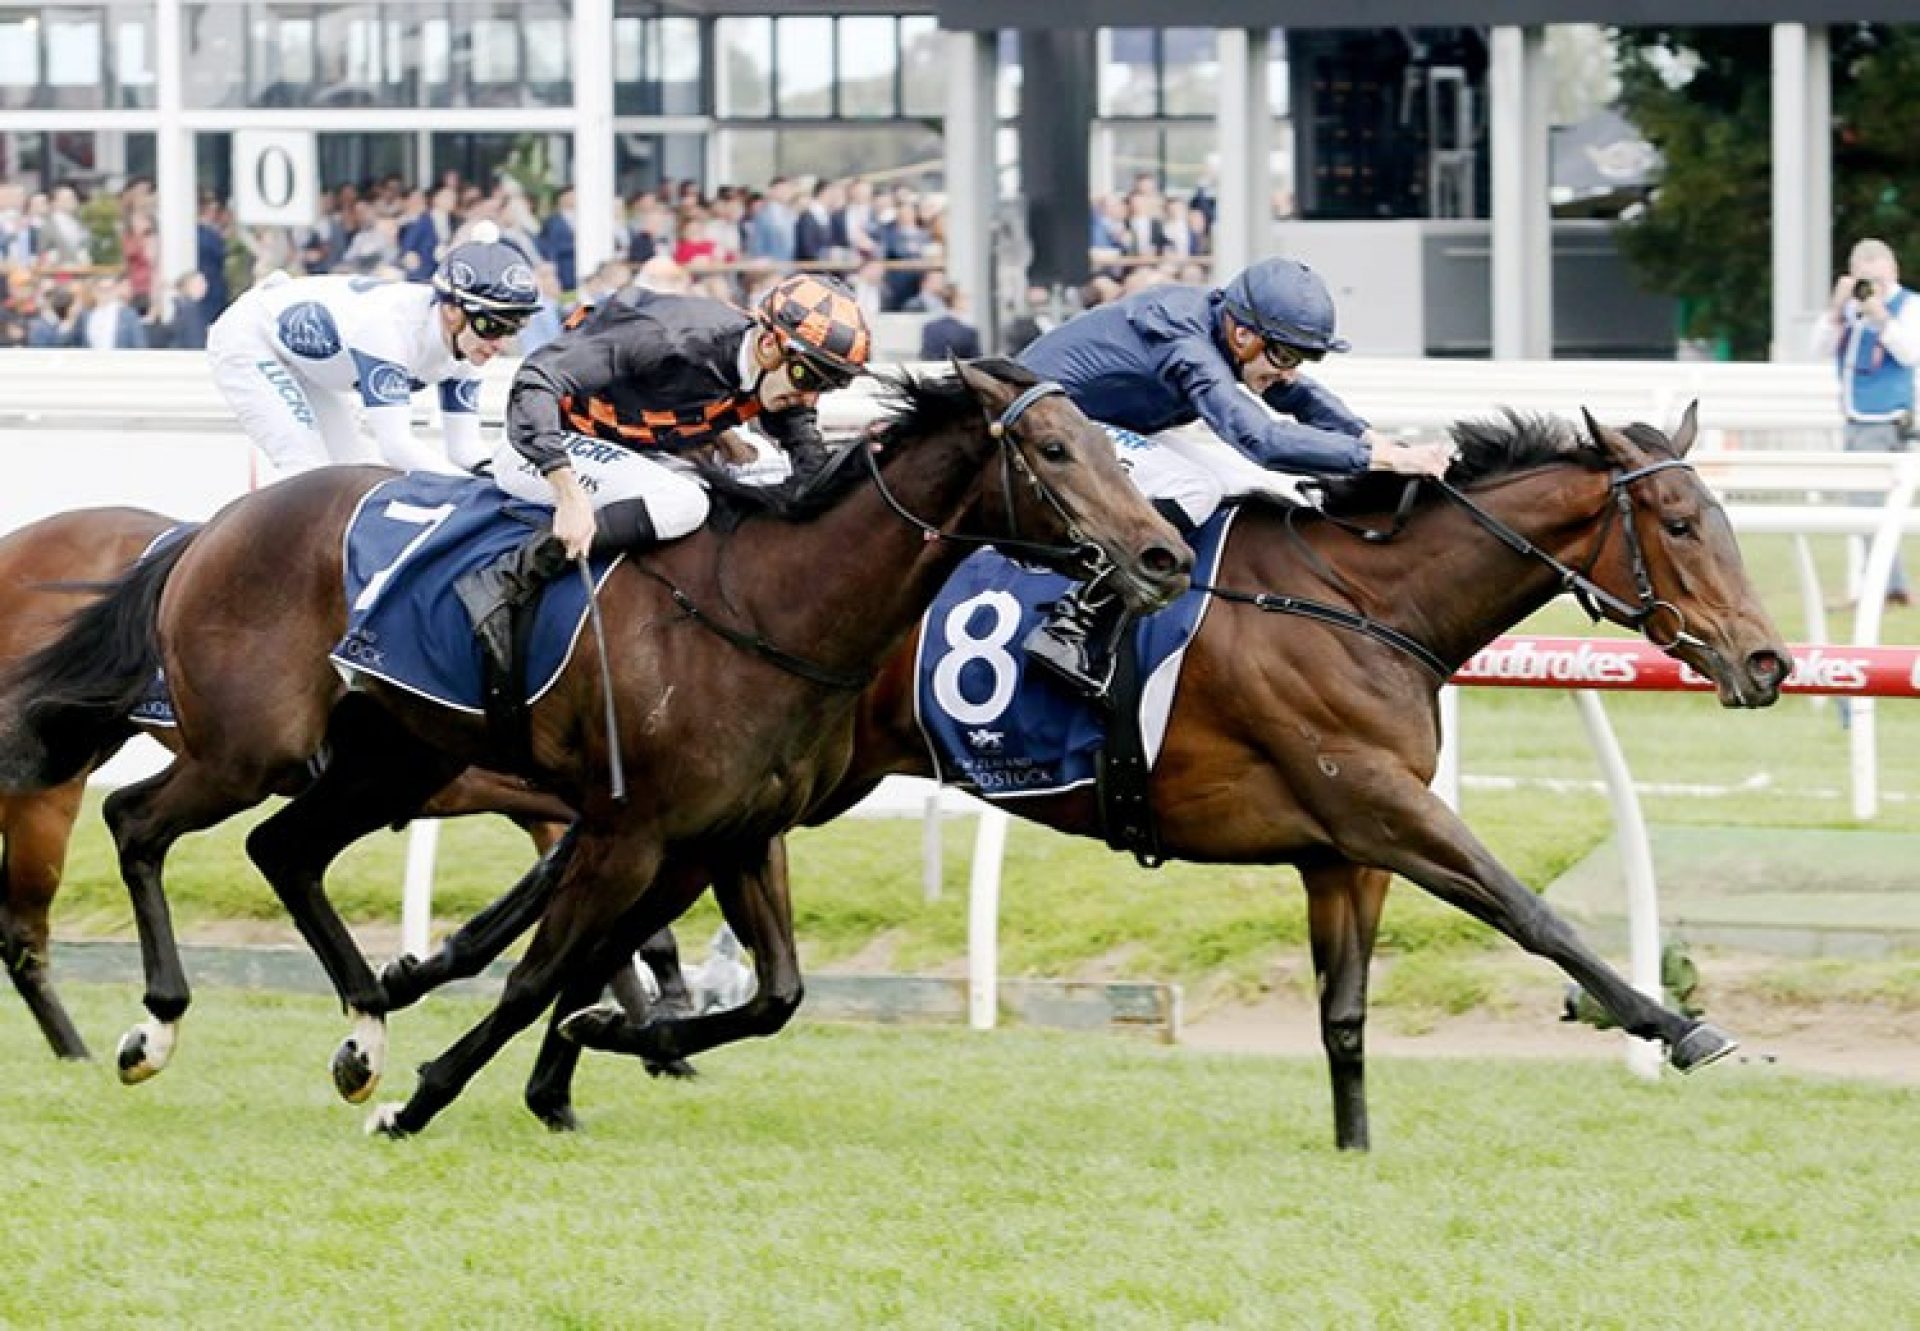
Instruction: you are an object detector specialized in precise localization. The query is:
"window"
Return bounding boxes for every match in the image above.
[837,16,895,119]
[1160,29,1216,116]
[715,16,770,118]
[899,15,943,119]
[46,13,101,88]
[775,16,831,118]
[1099,28,1156,117]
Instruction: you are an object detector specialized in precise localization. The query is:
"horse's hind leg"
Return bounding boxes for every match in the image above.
[563,837,804,1068]
[243,698,465,1103]
[1333,772,1731,1071]
[1301,859,1390,1152]
[0,783,91,1060]
[103,759,262,1083]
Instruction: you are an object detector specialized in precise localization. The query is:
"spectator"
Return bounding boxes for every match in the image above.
[841,178,878,259]
[79,275,147,349]
[1815,237,1920,606]
[882,202,929,311]
[196,193,230,315]
[849,258,886,322]
[402,185,457,284]
[120,183,157,305]
[919,284,981,360]
[39,185,90,268]
[519,261,566,354]
[160,271,212,350]
[626,192,661,265]
[538,185,579,291]
[745,176,797,263]
[794,180,834,263]
[1003,284,1058,357]
[26,284,76,347]
[0,184,36,267]
[902,269,950,315]
[1125,190,1164,258]
[340,208,400,276]
[1161,197,1203,259]
[1079,274,1122,310]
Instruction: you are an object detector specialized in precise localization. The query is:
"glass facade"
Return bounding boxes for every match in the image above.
[0,1,159,109]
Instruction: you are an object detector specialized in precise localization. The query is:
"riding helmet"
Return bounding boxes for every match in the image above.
[432,221,541,317]
[756,273,873,378]
[1219,256,1351,355]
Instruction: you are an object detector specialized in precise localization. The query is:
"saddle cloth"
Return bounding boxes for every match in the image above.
[912,508,1239,800]
[328,473,619,713]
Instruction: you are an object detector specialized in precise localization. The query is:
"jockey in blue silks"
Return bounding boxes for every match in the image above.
[1016,256,1454,697]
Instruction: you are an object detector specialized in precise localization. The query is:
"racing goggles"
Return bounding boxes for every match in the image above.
[784,350,856,393]
[1261,338,1324,371]
[464,307,529,341]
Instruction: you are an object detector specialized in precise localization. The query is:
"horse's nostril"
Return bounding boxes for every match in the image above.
[1141,545,1186,579]
[1749,650,1789,687]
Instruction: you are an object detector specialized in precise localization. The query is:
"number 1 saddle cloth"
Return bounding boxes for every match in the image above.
[912,509,1237,801]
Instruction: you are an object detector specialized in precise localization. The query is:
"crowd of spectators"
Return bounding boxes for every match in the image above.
[0,165,1216,360]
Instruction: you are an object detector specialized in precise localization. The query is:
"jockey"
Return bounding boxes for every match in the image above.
[206,221,537,477]
[454,271,873,686]
[1017,255,1455,697]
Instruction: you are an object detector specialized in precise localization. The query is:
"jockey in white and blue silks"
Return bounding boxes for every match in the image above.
[206,222,540,478]
[1015,256,1455,697]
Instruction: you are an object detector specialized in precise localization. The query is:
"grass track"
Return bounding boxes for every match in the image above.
[2,985,1916,1328]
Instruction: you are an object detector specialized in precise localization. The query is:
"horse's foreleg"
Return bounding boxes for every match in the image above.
[1334,773,1730,1069]
[243,698,466,1103]
[563,838,802,1066]
[637,927,695,1020]
[0,784,91,1060]
[1301,860,1389,1153]
[378,825,580,1011]
[103,761,259,1084]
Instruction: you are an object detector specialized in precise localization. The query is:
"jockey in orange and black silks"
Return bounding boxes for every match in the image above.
[455,273,874,688]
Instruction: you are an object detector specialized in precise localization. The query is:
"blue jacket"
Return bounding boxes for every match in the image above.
[1838,287,1915,421]
[1018,284,1371,476]
[538,213,577,292]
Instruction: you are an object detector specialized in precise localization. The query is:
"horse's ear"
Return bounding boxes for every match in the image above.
[1670,399,1701,457]
[950,356,1015,412]
[1581,406,1642,469]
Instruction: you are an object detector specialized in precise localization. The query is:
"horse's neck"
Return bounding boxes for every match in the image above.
[1295,468,1612,674]
[735,427,987,672]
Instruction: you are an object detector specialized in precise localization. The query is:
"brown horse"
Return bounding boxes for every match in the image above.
[442,405,1790,1149]
[0,361,1189,1134]
[0,507,649,1070]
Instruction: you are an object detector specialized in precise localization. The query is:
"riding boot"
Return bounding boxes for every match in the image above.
[451,526,568,741]
[1023,581,1131,700]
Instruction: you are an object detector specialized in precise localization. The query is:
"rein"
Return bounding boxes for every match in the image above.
[624,378,1103,692]
[1197,456,1702,679]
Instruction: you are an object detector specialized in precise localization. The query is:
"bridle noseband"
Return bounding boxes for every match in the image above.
[861,378,1106,575]
[1437,456,1707,656]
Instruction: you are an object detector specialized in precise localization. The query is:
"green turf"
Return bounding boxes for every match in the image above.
[1,985,1915,1329]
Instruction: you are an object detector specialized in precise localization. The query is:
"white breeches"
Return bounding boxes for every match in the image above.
[207,318,375,477]
[1107,422,1309,529]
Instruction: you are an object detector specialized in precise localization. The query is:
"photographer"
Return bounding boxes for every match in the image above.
[1814,238,1920,606]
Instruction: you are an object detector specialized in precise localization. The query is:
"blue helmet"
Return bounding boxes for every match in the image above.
[432,221,540,318]
[1219,257,1350,355]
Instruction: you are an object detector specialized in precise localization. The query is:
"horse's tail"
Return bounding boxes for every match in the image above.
[0,533,194,791]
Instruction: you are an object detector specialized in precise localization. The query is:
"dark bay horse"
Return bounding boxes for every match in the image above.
[0,506,636,1071]
[0,361,1190,1134]
[476,406,1790,1150]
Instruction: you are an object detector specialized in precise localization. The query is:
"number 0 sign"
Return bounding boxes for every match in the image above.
[233,130,318,228]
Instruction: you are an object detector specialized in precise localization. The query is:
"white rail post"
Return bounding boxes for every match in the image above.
[1571,690,1663,1081]
[966,807,1010,1031]
[1433,684,1462,810]
[1848,456,1920,819]
[921,790,944,902]
[400,821,440,960]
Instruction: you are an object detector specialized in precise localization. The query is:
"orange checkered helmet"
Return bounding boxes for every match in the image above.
[756,273,872,380]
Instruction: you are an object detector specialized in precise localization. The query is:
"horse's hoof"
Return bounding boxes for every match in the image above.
[558,1003,626,1049]
[1671,1021,1740,1074]
[646,1058,699,1080]
[530,1100,582,1133]
[332,1038,380,1104]
[115,1021,175,1085]
[364,1104,410,1139]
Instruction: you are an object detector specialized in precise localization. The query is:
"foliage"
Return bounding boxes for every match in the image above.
[1614,24,1920,358]
[77,191,122,268]
[1,986,1916,1327]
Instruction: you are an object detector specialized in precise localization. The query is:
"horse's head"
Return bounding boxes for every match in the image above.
[952,357,1191,613]
[1579,402,1791,707]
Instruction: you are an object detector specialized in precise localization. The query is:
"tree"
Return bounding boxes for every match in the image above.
[1615,24,1920,359]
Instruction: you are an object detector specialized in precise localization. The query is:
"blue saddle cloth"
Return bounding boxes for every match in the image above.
[913,509,1237,800]
[329,473,618,713]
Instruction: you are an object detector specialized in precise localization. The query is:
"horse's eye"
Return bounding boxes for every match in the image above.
[1037,439,1069,463]
[1664,518,1695,538]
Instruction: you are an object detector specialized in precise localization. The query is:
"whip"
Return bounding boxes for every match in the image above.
[577,559,626,802]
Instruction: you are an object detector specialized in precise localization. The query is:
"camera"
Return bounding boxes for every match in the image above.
[1854,278,1877,302]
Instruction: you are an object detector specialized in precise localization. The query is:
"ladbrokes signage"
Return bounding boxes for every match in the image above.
[1455,637,1920,698]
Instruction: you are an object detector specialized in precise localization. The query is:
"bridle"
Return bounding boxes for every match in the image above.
[861,379,1108,577]
[1434,456,1708,655]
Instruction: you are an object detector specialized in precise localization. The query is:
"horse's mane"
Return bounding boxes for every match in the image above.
[1318,409,1618,517]
[700,359,1040,529]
